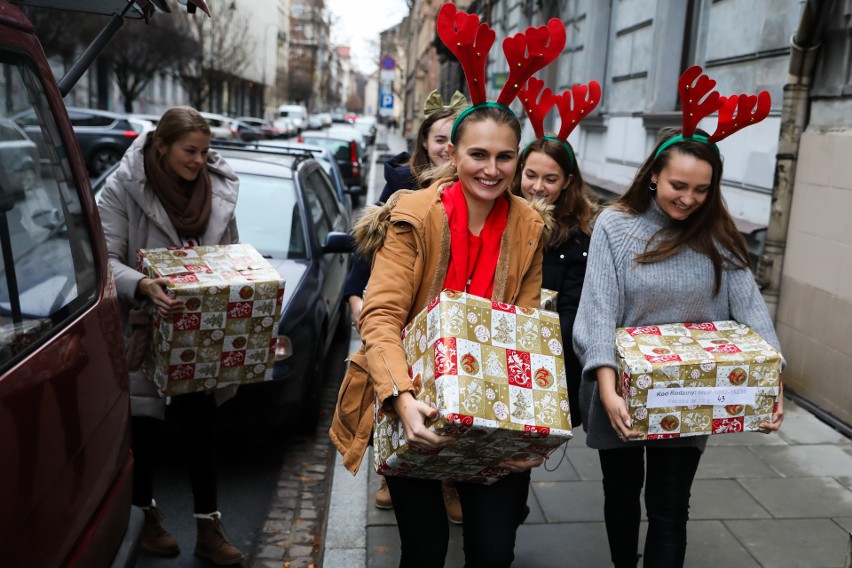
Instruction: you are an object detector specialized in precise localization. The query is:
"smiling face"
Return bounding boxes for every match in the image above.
[652,151,712,221]
[423,117,453,167]
[449,119,519,206]
[161,129,210,182]
[520,150,571,205]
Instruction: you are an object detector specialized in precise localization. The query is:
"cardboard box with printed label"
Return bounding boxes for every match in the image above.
[615,321,781,439]
[137,244,284,396]
[373,289,572,483]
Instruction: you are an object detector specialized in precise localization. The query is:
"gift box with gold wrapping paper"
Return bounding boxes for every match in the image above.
[541,288,558,311]
[615,321,781,439]
[137,244,285,396]
[373,289,573,483]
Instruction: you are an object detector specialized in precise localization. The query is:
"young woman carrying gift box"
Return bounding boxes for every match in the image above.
[98,106,245,566]
[330,4,569,566]
[512,77,601,428]
[343,89,468,520]
[573,67,785,568]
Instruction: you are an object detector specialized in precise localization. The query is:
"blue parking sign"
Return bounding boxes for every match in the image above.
[381,92,394,109]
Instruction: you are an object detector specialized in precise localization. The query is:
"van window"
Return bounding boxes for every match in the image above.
[0,55,98,369]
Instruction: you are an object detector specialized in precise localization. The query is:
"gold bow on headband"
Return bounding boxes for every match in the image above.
[423,89,469,117]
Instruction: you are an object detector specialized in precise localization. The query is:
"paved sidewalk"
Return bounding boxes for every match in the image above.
[325,393,852,567]
[321,126,852,567]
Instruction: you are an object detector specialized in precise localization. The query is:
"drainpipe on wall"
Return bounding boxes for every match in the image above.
[759,0,835,319]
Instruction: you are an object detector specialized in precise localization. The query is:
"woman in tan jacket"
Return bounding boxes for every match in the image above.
[330,103,550,567]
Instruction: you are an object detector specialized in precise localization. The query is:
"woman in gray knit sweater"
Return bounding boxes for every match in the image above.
[573,127,784,567]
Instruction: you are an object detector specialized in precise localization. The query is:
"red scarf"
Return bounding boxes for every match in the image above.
[441,181,509,298]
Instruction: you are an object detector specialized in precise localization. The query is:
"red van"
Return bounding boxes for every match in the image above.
[0,1,206,565]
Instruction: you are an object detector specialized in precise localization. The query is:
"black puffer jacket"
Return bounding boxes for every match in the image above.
[541,228,590,426]
[343,152,416,298]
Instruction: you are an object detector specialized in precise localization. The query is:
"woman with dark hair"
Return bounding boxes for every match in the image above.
[574,92,785,567]
[514,137,595,426]
[99,106,245,566]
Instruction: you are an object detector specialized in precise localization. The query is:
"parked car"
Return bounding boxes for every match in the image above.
[0,0,213,565]
[328,124,368,155]
[354,115,377,146]
[229,118,263,141]
[15,106,140,177]
[272,116,296,138]
[277,104,309,133]
[298,130,367,206]
[306,113,324,130]
[237,116,276,139]
[127,116,155,137]
[94,145,353,430]
[254,140,353,215]
[199,111,236,140]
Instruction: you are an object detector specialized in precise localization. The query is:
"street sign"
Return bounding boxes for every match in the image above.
[379,85,394,117]
[381,55,396,71]
[380,70,395,82]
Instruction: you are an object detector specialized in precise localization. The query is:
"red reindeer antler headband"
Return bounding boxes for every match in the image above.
[436,2,566,142]
[655,65,771,158]
[518,77,601,171]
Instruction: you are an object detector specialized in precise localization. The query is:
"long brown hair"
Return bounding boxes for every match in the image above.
[613,126,749,295]
[514,137,595,246]
[408,107,457,186]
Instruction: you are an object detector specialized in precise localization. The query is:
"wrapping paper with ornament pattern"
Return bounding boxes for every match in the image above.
[541,288,558,311]
[137,244,285,396]
[615,321,781,440]
[373,289,573,484]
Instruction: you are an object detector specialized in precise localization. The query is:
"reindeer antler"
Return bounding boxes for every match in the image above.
[436,3,496,105]
[679,65,721,138]
[554,81,601,140]
[518,77,557,138]
[708,92,771,143]
[497,19,566,105]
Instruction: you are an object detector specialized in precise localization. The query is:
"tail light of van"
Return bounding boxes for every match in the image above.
[123,131,139,138]
[274,336,293,361]
[350,141,359,177]
[297,136,303,143]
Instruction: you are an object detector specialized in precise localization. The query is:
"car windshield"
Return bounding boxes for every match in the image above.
[235,173,307,260]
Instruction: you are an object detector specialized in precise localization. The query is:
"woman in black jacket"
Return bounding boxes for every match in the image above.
[514,137,596,426]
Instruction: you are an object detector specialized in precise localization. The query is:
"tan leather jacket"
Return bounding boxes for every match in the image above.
[329,180,550,474]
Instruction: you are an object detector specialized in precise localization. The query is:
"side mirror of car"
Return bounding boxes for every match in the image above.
[321,231,355,254]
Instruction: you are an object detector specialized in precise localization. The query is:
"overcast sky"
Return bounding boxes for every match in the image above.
[326,0,410,74]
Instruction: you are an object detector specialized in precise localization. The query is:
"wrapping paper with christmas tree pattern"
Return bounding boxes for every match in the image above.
[615,321,781,439]
[541,288,558,311]
[373,289,573,483]
[137,244,285,396]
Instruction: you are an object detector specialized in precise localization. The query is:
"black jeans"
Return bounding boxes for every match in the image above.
[598,446,702,568]
[385,470,531,568]
[131,391,218,514]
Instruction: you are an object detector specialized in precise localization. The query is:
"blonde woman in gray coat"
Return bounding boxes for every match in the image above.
[98,106,244,565]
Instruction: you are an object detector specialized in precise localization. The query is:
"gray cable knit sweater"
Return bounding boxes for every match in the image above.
[572,201,782,451]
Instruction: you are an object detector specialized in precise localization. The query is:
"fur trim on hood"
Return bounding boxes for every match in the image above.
[352,183,554,262]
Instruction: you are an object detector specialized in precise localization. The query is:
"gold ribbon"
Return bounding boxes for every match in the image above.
[423,89,469,117]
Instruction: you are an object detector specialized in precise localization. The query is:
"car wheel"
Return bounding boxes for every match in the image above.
[89,147,121,177]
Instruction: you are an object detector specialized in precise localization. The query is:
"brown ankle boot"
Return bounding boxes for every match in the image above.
[375,475,392,510]
[194,512,245,566]
[140,501,179,556]
[442,480,463,525]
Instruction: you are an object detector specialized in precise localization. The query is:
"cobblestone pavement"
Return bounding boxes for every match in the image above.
[249,324,354,568]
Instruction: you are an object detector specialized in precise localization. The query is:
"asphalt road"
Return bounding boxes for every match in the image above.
[135,316,353,568]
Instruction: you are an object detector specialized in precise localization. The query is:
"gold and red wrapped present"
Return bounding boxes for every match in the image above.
[373,289,572,484]
[615,321,781,439]
[137,244,285,396]
[541,288,558,311]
